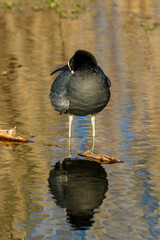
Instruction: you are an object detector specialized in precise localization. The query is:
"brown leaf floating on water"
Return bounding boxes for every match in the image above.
[77,149,123,164]
[0,127,32,143]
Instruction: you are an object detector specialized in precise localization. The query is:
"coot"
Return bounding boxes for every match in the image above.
[50,50,111,138]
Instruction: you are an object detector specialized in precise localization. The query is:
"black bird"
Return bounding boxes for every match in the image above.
[50,50,111,138]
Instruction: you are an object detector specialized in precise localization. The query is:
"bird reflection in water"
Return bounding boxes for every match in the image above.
[48,158,108,230]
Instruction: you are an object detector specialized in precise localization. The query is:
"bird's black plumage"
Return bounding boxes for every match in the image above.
[50,50,111,117]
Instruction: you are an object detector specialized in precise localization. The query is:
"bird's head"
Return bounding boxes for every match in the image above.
[50,50,97,76]
[68,50,97,73]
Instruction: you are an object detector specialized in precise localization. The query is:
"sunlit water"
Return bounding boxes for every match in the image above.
[0,0,160,239]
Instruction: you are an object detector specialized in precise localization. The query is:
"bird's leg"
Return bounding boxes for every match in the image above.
[91,115,95,137]
[69,114,73,138]
[68,136,71,158]
[91,115,96,153]
[68,115,73,158]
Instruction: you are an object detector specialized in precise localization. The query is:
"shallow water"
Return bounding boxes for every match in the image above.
[0,0,160,239]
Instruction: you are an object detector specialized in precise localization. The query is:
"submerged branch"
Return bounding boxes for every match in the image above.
[0,127,32,143]
[77,149,123,164]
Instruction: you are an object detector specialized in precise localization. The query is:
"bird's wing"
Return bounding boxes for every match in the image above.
[50,71,71,113]
[98,66,111,87]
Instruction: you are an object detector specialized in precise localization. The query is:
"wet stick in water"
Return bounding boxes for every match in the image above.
[77,149,123,164]
[0,127,32,143]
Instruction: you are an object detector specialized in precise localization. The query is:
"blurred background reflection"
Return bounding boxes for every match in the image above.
[0,0,160,239]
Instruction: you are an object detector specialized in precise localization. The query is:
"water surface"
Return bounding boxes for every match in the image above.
[0,1,160,239]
